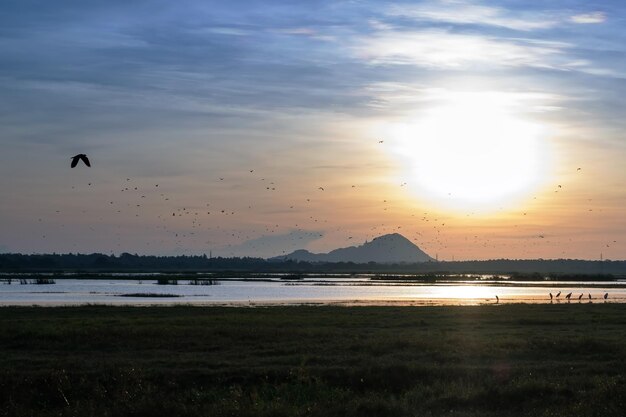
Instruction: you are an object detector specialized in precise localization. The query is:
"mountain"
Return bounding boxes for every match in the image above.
[269,233,435,264]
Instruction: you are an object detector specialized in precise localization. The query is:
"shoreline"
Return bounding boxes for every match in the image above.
[0,297,622,308]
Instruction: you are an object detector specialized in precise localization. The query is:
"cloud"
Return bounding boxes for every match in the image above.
[355,30,568,70]
[362,83,566,113]
[569,12,606,24]
[270,27,336,41]
[354,26,618,77]
[388,1,558,31]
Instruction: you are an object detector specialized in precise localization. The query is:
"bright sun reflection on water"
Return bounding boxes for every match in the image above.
[414,285,498,300]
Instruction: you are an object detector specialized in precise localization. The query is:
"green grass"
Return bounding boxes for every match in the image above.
[1,304,626,416]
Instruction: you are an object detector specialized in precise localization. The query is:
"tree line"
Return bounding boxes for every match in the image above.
[0,253,625,275]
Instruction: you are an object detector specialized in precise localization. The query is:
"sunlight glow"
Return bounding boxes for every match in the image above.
[384,92,553,211]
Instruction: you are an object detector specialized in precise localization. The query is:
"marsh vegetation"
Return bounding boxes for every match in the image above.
[1,304,626,416]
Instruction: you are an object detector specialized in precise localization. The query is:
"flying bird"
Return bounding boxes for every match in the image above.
[70,154,90,168]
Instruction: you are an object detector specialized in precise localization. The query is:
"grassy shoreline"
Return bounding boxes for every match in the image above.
[2,304,626,416]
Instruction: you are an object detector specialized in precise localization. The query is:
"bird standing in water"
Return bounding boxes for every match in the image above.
[70,154,90,168]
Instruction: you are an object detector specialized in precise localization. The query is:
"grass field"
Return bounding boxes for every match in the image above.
[1,304,626,416]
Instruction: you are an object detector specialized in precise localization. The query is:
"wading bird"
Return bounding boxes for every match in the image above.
[565,292,572,300]
[495,295,499,304]
[604,293,608,300]
[70,154,90,168]
[578,293,583,301]
[549,292,553,300]
[555,291,561,298]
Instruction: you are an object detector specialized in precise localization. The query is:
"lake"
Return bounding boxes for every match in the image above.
[1,275,625,306]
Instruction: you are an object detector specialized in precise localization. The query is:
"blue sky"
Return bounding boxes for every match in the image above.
[1,0,625,259]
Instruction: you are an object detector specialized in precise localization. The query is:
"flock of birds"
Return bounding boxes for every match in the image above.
[63,153,427,255]
[61,150,616,260]
[549,291,609,301]
[62,152,456,255]
[494,292,610,304]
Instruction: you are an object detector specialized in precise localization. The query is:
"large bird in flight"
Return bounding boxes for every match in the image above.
[70,154,90,168]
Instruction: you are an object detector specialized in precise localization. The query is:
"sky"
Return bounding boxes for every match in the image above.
[1,0,625,260]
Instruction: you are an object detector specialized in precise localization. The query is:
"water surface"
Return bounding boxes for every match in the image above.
[1,277,625,306]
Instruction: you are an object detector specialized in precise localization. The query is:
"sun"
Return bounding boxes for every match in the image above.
[384,92,552,211]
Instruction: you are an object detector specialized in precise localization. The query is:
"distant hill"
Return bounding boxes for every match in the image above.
[269,233,435,264]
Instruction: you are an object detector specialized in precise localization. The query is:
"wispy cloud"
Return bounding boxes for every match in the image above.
[355,24,619,77]
[363,83,566,114]
[569,12,606,24]
[271,27,336,41]
[388,1,558,31]
[355,30,567,69]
